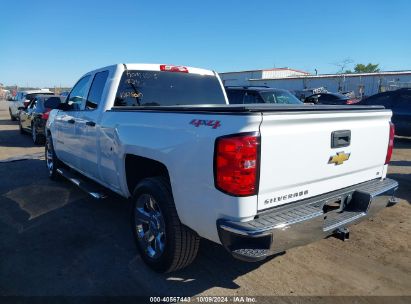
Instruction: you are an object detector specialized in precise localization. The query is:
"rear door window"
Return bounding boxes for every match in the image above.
[86,70,109,110]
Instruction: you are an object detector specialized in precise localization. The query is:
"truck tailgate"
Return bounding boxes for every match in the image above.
[258,109,392,211]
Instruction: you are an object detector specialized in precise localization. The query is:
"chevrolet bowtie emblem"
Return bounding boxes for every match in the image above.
[328,152,350,165]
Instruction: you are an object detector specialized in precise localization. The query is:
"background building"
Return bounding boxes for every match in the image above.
[220,68,411,98]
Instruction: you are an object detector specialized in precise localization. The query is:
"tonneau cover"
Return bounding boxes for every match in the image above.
[110,104,385,113]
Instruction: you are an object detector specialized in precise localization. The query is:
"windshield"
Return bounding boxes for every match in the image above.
[115,70,226,107]
[260,90,302,104]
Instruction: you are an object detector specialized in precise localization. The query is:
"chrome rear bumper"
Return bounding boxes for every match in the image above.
[217,178,398,262]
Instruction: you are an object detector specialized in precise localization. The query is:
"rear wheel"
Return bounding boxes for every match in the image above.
[9,108,16,121]
[132,177,200,272]
[45,136,61,180]
[32,123,44,145]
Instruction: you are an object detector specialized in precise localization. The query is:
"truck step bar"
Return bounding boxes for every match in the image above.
[56,168,108,199]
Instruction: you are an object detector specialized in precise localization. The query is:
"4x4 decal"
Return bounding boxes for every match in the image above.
[190,119,221,129]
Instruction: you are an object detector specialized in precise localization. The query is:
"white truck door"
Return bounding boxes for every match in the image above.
[75,70,110,180]
[57,75,91,169]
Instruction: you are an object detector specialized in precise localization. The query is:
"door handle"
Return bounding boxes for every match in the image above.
[331,130,351,148]
[67,119,75,124]
[86,121,96,127]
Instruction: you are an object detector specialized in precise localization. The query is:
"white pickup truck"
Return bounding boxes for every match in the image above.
[45,63,398,272]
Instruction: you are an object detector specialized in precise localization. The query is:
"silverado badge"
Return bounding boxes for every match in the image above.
[328,152,350,165]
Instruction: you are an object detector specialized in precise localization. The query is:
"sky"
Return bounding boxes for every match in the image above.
[0,0,410,87]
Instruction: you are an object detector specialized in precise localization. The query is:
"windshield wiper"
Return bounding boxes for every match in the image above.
[128,82,142,106]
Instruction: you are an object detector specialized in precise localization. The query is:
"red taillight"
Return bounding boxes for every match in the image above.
[41,109,51,120]
[385,122,395,164]
[346,99,359,105]
[214,133,260,196]
[160,64,189,73]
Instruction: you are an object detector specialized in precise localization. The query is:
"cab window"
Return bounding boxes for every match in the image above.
[66,76,91,110]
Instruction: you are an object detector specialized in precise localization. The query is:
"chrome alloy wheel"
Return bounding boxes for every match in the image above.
[135,194,166,259]
[46,140,54,174]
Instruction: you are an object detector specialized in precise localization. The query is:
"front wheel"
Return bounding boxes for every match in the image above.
[132,177,200,272]
[19,120,25,134]
[45,136,61,180]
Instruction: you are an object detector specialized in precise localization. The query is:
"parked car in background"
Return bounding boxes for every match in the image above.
[340,91,356,99]
[304,92,359,105]
[60,91,70,98]
[225,86,302,104]
[8,89,53,120]
[292,87,328,101]
[359,88,411,136]
[18,95,63,144]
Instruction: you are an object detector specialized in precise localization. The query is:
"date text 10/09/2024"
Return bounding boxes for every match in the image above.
[149,296,257,303]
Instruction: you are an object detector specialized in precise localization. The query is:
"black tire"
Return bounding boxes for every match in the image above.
[19,120,25,134]
[32,123,42,145]
[9,108,16,121]
[132,177,200,273]
[45,136,61,180]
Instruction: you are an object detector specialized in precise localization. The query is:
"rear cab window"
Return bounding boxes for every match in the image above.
[114,70,226,107]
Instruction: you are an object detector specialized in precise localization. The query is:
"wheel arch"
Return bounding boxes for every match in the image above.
[124,154,171,198]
